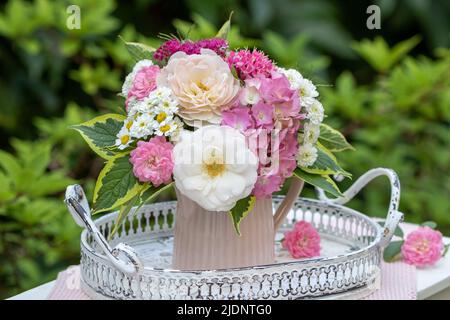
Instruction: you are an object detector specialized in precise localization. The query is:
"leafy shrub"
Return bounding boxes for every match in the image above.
[0,0,449,299]
[322,37,450,232]
[0,139,80,297]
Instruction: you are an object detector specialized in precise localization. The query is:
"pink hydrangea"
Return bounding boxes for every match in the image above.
[283,221,321,259]
[251,102,274,128]
[401,226,444,267]
[129,137,174,186]
[153,38,228,62]
[220,74,301,199]
[252,173,283,198]
[222,106,254,131]
[126,65,160,106]
[259,74,300,118]
[227,49,275,80]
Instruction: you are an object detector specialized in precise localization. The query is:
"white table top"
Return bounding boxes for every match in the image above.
[7,232,450,300]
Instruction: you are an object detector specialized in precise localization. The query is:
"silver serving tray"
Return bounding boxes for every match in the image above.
[65,168,403,300]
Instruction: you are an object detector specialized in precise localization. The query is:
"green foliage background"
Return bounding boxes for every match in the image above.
[0,0,449,298]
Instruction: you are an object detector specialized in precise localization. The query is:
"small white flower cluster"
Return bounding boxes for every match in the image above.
[115,87,183,150]
[278,67,325,167]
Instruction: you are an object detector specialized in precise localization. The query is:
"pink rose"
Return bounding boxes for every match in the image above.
[401,226,444,267]
[127,65,160,104]
[283,221,321,259]
[129,137,174,186]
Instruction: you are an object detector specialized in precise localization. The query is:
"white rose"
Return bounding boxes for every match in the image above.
[157,49,240,125]
[173,125,258,211]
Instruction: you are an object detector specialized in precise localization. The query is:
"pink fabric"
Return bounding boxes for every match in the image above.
[47,261,416,300]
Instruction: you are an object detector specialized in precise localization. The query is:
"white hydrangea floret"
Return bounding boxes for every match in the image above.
[303,122,320,145]
[121,59,154,97]
[297,143,318,168]
[278,67,304,90]
[298,78,319,107]
[306,99,324,125]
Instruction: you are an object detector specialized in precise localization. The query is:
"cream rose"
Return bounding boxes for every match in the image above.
[173,125,258,212]
[157,49,240,125]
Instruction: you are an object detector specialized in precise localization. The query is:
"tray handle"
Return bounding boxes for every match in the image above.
[315,168,404,248]
[65,185,142,275]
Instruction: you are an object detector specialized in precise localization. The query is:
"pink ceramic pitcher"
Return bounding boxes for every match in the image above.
[172,178,304,270]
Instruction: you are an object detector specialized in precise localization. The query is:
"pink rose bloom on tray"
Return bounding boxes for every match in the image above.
[401,226,444,267]
[283,221,321,259]
[130,137,174,186]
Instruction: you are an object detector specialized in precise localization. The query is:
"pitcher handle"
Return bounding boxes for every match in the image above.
[315,168,404,248]
[273,177,305,232]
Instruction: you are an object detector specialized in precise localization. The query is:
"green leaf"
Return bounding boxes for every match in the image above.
[383,240,404,262]
[319,124,354,152]
[109,194,140,240]
[119,36,156,62]
[293,168,343,198]
[215,12,233,39]
[421,221,437,229]
[301,144,351,177]
[229,195,256,236]
[140,182,174,205]
[72,114,125,159]
[352,36,421,72]
[377,221,404,238]
[93,154,142,214]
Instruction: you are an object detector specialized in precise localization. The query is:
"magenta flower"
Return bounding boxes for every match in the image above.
[283,221,321,259]
[153,38,228,62]
[127,65,160,105]
[129,137,174,186]
[401,226,444,267]
[227,49,275,80]
[222,107,254,131]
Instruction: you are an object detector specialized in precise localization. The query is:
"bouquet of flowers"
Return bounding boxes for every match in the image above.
[73,19,353,236]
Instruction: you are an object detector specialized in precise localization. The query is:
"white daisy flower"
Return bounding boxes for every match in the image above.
[155,98,179,115]
[306,99,324,125]
[154,120,177,137]
[121,59,154,97]
[129,113,153,139]
[126,96,141,116]
[151,109,174,128]
[297,144,318,167]
[168,117,184,142]
[115,127,132,150]
[303,122,321,144]
[147,86,173,104]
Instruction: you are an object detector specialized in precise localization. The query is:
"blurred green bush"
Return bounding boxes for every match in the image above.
[0,0,449,299]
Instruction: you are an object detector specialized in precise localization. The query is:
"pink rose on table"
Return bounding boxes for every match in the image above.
[283,221,321,259]
[401,226,444,267]
[130,137,174,186]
